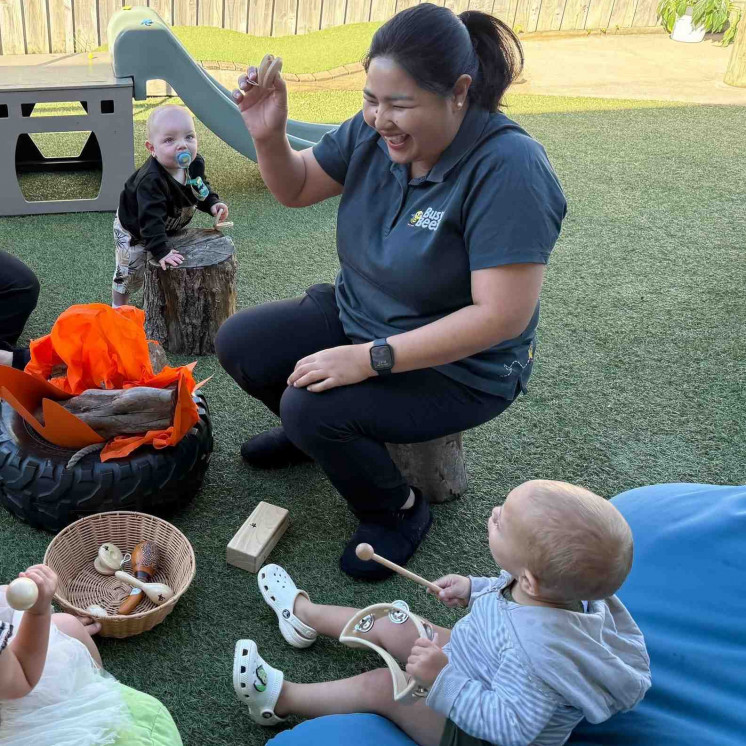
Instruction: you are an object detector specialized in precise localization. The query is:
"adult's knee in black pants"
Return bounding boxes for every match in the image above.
[215,312,244,377]
[280,384,349,453]
[19,271,40,313]
[215,309,274,390]
[0,254,40,349]
[2,260,40,313]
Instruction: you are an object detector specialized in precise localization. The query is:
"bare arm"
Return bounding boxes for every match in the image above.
[233,64,343,208]
[386,263,544,373]
[288,263,545,391]
[0,612,51,699]
[0,566,56,700]
[254,138,343,208]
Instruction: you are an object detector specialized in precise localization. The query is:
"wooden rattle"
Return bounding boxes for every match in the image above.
[6,577,38,611]
[118,541,160,615]
[247,53,283,88]
[115,571,174,606]
[355,544,442,594]
[94,543,126,576]
[340,602,434,703]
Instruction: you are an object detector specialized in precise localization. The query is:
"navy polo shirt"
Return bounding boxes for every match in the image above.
[312,105,567,397]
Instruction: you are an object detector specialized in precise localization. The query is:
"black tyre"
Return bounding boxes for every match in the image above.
[0,392,213,532]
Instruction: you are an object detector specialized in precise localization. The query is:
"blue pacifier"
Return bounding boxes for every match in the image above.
[177,151,210,200]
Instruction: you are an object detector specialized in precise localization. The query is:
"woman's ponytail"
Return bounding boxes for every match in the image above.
[458,10,523,112]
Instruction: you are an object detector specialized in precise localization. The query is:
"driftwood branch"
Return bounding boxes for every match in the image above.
[60,387,176,440]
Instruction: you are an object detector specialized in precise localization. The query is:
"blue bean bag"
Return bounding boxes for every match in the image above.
[268,483,746,746]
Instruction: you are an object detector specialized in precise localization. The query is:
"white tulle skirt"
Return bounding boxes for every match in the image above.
[0,606,131,746]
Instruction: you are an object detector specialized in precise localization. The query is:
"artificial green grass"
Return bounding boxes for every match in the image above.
[96,22,382,73]
[1,98,745,745]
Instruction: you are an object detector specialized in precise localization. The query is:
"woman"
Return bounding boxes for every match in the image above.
[218,3,567,579]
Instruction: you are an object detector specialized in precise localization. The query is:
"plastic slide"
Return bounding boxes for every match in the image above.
[107,7,337,161]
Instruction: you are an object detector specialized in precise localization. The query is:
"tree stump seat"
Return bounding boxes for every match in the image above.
[144,228,237,355]
[387,432,466,504]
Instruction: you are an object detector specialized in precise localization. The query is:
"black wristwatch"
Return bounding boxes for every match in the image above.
[370,338,395,376]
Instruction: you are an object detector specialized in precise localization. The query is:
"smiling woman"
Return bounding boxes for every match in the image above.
[217,2,567,581]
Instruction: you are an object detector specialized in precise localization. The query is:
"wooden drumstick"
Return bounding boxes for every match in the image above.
[6,577,38,611]
[355,543,442,594]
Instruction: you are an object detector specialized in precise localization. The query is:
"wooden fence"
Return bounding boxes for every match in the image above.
[0,0,660,55]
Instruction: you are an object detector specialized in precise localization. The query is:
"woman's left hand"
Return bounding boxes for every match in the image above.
[288,344,373,393]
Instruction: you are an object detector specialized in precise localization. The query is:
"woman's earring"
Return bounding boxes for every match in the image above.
[457,102,463,109]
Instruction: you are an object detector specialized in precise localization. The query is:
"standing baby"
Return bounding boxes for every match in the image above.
[112,104,229,307]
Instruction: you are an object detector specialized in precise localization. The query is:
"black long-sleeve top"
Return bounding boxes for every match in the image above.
[117,154,221,261]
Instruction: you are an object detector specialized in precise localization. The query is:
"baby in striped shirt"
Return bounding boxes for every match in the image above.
[234,480,651,746]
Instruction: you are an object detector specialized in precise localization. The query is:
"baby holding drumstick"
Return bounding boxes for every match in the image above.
[233,480,651,746]
[0,565,132,744]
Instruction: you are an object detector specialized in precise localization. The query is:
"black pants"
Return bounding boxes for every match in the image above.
[0,251,39,369]
[216,284,518,515]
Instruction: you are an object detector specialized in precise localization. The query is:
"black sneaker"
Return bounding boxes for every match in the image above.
[240,427,312,469]
[340,488,433,579]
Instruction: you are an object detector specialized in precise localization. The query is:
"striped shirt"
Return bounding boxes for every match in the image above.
[426,572,650,745]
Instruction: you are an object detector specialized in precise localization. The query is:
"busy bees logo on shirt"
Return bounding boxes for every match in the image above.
[408,207,443,231]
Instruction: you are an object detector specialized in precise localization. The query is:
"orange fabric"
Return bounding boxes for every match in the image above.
[27,305,153,393]
[0,366,104,449]
[24,304,199,461]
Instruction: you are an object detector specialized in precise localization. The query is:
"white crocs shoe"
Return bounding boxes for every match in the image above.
[233,639,285,726]
[258,564,318,649]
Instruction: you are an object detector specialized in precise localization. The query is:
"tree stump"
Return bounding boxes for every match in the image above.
[387,433,467,504]
[144,228,237,355]
[725,2,746,87]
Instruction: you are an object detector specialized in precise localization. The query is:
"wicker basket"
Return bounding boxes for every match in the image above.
[43,511,195,639]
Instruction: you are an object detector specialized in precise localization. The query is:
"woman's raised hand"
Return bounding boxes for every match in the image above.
[233,54,288,142]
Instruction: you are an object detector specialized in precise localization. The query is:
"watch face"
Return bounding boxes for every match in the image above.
[371,345,393,370]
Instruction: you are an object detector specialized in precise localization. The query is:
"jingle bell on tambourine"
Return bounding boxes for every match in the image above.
[118,541,160,615]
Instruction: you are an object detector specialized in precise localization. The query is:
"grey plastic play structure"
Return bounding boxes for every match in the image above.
[0,63,135,216]
[108,6,336,160]
[0,5,335,216]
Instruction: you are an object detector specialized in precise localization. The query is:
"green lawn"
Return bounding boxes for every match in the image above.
[1,95,744,745]
[97,22,382,73]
